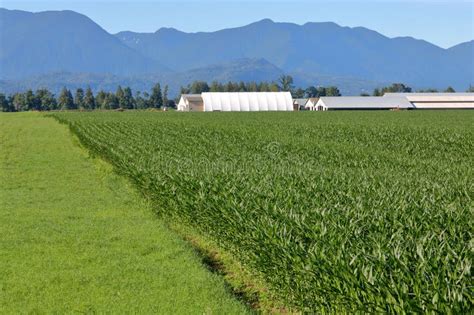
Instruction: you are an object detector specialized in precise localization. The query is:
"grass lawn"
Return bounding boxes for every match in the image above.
[0,113,247,313]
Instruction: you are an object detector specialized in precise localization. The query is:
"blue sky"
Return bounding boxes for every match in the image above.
[2,0,473,48]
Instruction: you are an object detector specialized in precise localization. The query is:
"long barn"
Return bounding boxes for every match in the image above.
[384,93,474,109]
[314,96,414,111]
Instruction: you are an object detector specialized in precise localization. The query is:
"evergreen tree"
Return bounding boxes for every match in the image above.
[210,81,222,92]
[116,86,126,109]
[105,92,119,109]
[278,75,294,91]
[150,83,163,108]
[444,86,455,93]
[123,87,134,109]
[224,81,235,92]
[135,91,147,109]
[25,89,40,111]
[246,81,258,92]
[258,82,270,92]
[36,89,56,110]
[96,90,107,109]
[58,87,75,110]
[83,87,95,110]
[190,81,209,94]
[238,81,246,92]
[74,88,85,109]
[162,85,169,108]
[0,93,11,112]
[142,92,150,108]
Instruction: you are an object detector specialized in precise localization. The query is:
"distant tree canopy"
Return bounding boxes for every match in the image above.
[1,79,466,112]
[178,76,340,100]
[373,84,461,96]
[0,84,177,112]
[305,86,341,97]
[373,83,412,96]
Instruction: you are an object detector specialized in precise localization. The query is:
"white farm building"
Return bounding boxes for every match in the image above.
[384,93,474,109]
[304,98,319,111]
[177,94,204,112]
[178,92,474,112]
[313,96,414,111]
[177,92,294,112]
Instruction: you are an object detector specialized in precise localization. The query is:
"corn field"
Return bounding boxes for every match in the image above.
[52,111,473,312]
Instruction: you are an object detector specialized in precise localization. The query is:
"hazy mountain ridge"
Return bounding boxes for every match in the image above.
[0,8,168,79]
[116,19,472,89]
[1,8,472,95]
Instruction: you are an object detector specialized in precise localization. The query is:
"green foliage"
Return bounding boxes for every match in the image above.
[375,83,412,95]
[74,88,85,109]
[304,86,340,97]
[53,111,473,312]
[278,75,293,91]
[162,85,169,108]
[150,83,163,108]
[83,87,95,110]
[0,93,13,112]
[58,87,75,110]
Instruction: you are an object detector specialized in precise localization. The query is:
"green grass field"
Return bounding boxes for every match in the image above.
[0,113,248,313]
[53,110,473,312]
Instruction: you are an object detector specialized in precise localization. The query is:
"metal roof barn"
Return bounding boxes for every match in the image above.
[315,96,414,111]
[384,93,474,109]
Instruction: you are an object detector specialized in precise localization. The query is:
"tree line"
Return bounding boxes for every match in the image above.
[179,75,342,98]
[0,84,173,112]
[1,77,472,112]
[366,83,467,96]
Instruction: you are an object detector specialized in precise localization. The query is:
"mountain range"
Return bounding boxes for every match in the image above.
[0,8,472,96]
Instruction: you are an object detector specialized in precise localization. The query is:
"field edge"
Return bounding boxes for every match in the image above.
[48,113,291,313]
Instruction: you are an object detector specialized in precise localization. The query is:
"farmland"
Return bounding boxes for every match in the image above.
[52,111,473,312]
[0,113,247,313]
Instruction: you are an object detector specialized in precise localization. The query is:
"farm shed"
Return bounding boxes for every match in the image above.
[201,92,294,111]
[314,96,414,111]
[384,93,474,109]
[177,94,204,111]
[304,98,319,111]
[293,98,308,111]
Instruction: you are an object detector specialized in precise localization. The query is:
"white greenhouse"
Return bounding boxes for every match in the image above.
[200,92,294,112]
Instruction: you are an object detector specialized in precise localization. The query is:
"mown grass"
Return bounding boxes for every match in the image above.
[53,110,473,312]
[0,112,248,314]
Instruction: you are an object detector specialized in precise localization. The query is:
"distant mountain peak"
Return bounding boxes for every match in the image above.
[255,18,274,24]
[155,26,182,34]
